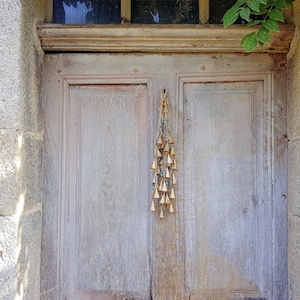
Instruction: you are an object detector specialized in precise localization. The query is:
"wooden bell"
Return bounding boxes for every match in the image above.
[159,207,164,219]
[167,154,173,164]
[156,135,163,147]
[160,193,165,204]
[150,200,156,211]
[165,193,170,204]
[172,173,177,185]
[163,143,170,153]
[169,203,174,213]
[170,187,175,199]
[150,159,157,170]
[158,180,163,191]
[156,148,162,158]
[162,180,168,192]
[168,135,175,144]
[153,187,160,199]
[173,158,178,170]
[170,147,175,156]
[165,167,170,178]
[152,174,157,184]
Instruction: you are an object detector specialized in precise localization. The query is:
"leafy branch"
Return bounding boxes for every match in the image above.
[222,0,294,52]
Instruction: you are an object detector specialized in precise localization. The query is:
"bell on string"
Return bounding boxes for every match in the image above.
[165,167,170,178]
[172,173,177,185]
[156,148,162,158]
[152,174,157,184]
[168,135,175,144]
[150,200,156,211]
[156,135,163,147]
[150,159,157,170]
[167,154,173,164]
[160,193,166,204]
[162,181,168,192]
[158,180,163,191]
[163,143,170,153]
[170,147,175,156]
[170,187,176,199]
[165,193,170,204]
[153,187,160,199]
[173,158,178,170]
[169,203,174,213]
[159,207,164,219]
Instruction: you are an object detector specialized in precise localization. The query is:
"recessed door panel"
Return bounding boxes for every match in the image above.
[183,81,270,299]
[65,84,150,299]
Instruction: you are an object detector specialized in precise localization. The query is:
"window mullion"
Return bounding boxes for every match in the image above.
[121,0,131,23]
[199,0,209,24]
[45,0,53,23]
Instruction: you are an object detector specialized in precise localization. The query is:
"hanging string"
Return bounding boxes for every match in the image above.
[150,89,177,219]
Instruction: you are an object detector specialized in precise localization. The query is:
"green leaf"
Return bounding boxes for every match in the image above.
[263,19,280,31]
[239,7,251,21]
[275,0,287,9]
[251,7,268,14]
[232,0,248,7]
[241,32,258,52]
[245,19,263,27]
[222,7,240,27]
[269,8,285,21]
[257,27,270,43]
[247,0,261,12]
[258,0,267,4]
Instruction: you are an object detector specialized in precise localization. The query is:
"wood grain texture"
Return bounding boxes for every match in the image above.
[37,24,294,53]
[42,53,287,300]
[66,85,150,298]
[183,81,266,298]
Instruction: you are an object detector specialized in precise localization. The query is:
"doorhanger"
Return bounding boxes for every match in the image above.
[150,90,178,219]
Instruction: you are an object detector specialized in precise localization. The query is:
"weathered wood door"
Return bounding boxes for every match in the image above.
[41,53,287,300]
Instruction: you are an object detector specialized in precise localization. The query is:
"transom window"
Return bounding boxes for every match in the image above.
[53,0,237,25]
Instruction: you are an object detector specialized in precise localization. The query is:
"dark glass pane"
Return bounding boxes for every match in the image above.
[209,0,264,24]
[131,0,199,24]
[53,0,121,24]
[209,0,238,24]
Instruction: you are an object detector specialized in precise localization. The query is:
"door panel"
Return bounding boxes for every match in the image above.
[183,81,270,299]
[66,84,151,299]
[42,53,287,300]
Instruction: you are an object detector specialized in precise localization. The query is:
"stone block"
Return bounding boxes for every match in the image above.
[0,216,18,300]
[0,209,42,300]
[0,0,44,132]
[0,130,42,216]
[17,209,42,300]
[19,132,43,213]
[0,130,18,215]
[288,140,300,216]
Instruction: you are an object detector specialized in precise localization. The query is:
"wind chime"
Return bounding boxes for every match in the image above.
[150,90,177,219]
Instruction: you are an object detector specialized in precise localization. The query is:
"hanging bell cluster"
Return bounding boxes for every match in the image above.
[150,90,177,219]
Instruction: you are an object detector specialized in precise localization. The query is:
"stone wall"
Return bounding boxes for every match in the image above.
[0,0,44,299]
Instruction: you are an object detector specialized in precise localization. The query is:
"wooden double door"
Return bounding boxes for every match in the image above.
[42,53,287,300]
